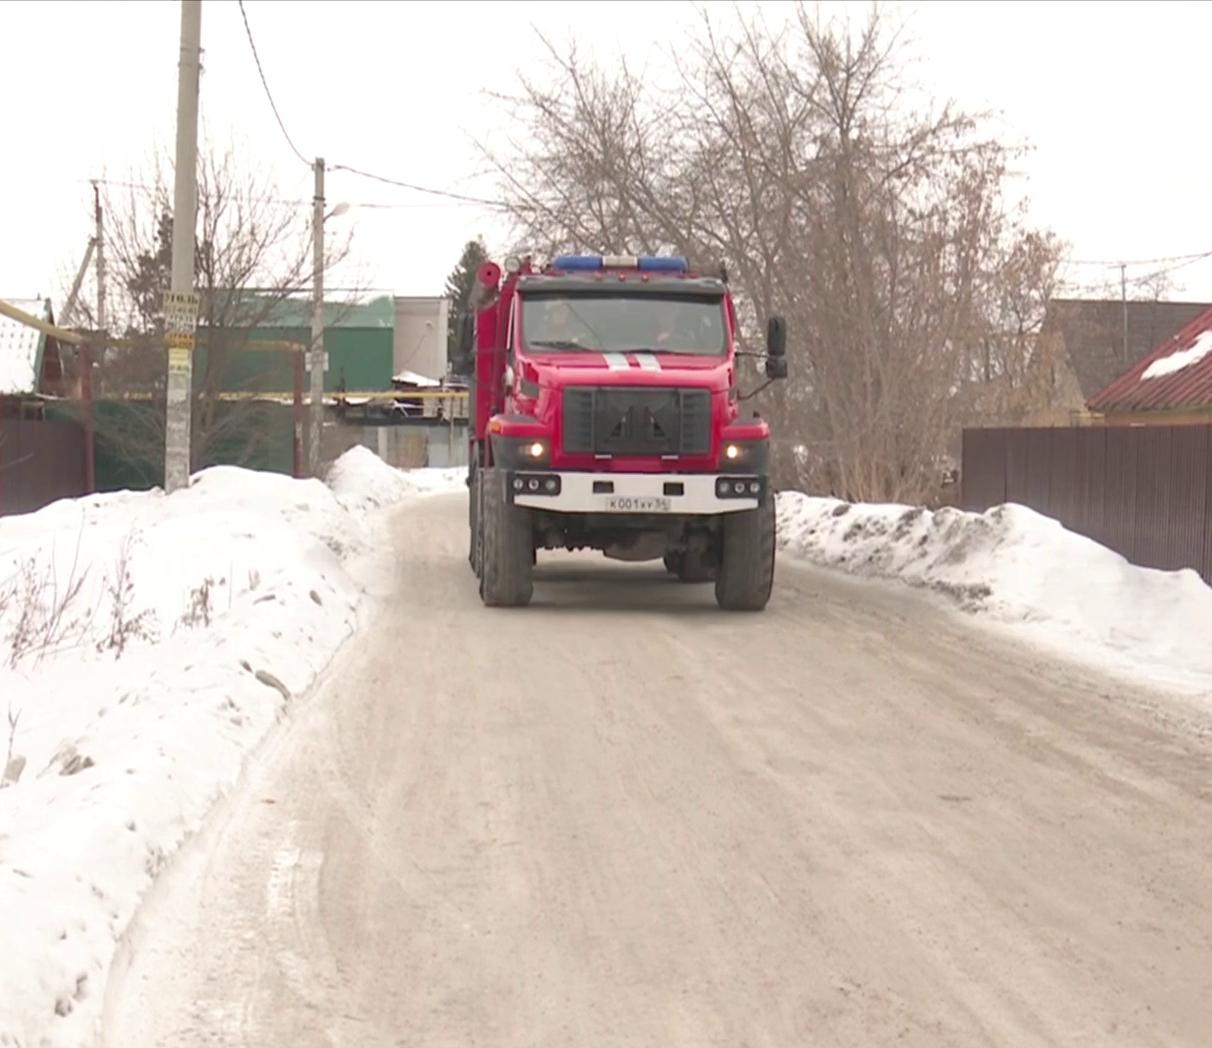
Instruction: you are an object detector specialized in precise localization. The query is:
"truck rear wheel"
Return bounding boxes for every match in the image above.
[714,497,776,611]
[479,470,534,607]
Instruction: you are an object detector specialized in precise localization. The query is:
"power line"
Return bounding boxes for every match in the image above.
[237,0,309,167]
[1067,250,1212,267]
[1133,250,1212,285]
[1062,250,1212,288]
[231,5,518,210]
[328,163,511,208]
[87,178,489,210]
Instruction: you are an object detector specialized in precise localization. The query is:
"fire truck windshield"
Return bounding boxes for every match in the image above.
[521,294,727,355]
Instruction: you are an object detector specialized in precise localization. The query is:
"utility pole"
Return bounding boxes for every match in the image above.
[93,181,106,335]
[86,180,106,498]
[164,0,202,494]
[309,157,326,475]
[1120,262,1128,365]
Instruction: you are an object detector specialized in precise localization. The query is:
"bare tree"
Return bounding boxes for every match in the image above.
[484,5,1063,504]
[71,147,354,483]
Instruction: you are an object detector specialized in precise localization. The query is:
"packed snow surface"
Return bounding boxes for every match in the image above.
[0,447,463,1047]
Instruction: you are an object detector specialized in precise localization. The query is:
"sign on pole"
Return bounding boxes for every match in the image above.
[164,290,200,350]
[163,290,200,491]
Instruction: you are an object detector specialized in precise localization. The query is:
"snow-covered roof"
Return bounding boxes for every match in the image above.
[0,298,49,396]
[392,368,441,388]
[1142,329,1212,380]
[1089,304,1212,413]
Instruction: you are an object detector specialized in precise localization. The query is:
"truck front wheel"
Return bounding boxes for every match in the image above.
[479,470,534,607]
[714,497,776,611]
[468,463,481,575]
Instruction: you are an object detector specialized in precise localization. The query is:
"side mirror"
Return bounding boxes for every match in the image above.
[765,315,787,379]
[766,315,786,358]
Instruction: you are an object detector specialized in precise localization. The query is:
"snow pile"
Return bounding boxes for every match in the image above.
[1142,329,1212,380]
[326,444,464,515]
[777,493,1212,694]
[0,450,447,1047]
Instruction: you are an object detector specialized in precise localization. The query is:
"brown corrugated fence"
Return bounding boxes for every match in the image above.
[0,417,86,517]
[961,425,1212,583]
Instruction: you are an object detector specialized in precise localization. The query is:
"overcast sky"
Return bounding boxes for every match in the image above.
[4,0,1211,307]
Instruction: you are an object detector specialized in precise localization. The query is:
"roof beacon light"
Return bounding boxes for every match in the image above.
[551,255,603,270]
[550,254,689,273]
[638,256,689,273]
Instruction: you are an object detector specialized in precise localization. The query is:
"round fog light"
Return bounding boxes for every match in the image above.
[513,478,524,491]
[749,481,761,494]
[733,481,745,494]
[528,478,540,491]
[545,478,558,492]
[718,480,729,496]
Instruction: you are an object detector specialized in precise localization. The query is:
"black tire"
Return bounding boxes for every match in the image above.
[479,470,534,607]
[664,549,716,582]
[714,497,776,611]
[468,463,480,575]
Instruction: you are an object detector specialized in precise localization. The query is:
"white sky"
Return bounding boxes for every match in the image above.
[3,0,1211,306]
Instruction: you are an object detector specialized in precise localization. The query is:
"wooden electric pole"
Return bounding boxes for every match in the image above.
[1121,263,1128,365]
[93,181,106,336]
[310,157,326,476]
[164,0,202,494]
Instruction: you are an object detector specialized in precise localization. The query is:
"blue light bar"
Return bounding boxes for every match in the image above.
[549,254,689,273]
[638,256,688,272]
[551,254,603,270]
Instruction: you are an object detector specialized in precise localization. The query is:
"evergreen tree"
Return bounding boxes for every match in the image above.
[445,238,488,375]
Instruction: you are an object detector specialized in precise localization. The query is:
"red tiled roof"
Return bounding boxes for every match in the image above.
[1087,304,1212,413]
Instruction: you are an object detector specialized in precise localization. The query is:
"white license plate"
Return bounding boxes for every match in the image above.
[605,495,673,513]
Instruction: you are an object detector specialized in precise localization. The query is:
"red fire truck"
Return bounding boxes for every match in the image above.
[465,253,787,609]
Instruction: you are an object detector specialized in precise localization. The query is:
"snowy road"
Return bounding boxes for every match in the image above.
[104,492,1212,1047]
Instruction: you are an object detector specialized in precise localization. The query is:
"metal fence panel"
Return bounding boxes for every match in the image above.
[1132,427,1175,572]
[1005,429,1031,506]
[1025,429,1053,512]
[1076,428,1107,548]
[1047,428,1080,532]
[0,417,86,516]
[960,428,1006,511]
[1168,427,1210,577]
[1205,447,1212,585]
[961,424,1211,584]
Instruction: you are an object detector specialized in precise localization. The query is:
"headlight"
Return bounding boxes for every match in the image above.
[718,439,769,473]
[526,441,546,459]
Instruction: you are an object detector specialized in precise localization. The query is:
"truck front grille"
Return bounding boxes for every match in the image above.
[562,387,712,456]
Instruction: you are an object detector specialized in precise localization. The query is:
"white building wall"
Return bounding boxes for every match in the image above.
[393,296,450,384]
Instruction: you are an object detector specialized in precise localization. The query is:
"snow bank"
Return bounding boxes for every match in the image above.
[0,450,462,1048]
[777,493,1212,695]
[326,445,465,516]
